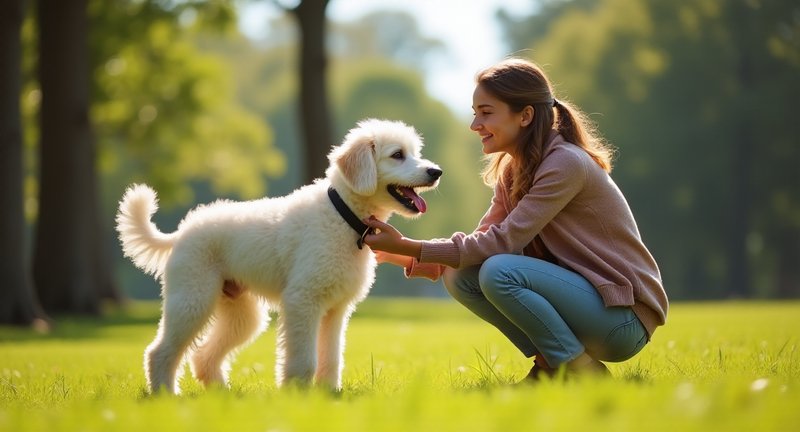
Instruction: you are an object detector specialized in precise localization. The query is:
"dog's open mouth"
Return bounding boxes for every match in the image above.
[388,185,428,213]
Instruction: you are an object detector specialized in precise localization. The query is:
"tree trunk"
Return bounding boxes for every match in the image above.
[33,0,119,314]
[291,0,333,184]
[0,0,49,326]
[725,2,754,298]
[776,232,800,298]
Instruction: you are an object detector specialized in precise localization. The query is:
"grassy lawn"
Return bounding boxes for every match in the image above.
[1,298,798,431]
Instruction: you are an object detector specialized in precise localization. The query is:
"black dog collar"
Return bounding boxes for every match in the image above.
[327,187,374,249]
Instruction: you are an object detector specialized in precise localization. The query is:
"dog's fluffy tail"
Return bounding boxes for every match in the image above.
[116,184,177,277]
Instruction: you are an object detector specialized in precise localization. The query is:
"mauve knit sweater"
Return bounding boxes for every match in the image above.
[405,133,668,338]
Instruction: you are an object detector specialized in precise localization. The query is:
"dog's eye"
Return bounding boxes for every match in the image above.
[390,151,404,160]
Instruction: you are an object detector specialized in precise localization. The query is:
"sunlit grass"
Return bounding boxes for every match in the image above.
[1,299,798,431]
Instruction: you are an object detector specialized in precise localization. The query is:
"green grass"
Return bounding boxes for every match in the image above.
[1,299,798,431]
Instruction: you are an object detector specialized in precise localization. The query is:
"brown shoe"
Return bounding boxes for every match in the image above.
[518,363,557,384]
[589,358,611,375]
[568,357,611,377]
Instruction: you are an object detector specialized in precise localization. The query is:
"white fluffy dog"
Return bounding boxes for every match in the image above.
[116,119,441,394]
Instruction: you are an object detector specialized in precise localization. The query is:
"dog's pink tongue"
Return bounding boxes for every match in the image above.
[400,186,427,213]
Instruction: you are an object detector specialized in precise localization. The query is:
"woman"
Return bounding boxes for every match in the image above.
[363,58,668,380]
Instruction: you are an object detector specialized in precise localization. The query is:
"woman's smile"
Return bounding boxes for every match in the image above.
[471,84,526,155]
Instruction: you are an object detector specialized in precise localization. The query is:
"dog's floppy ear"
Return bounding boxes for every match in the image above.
[331,131,378,195]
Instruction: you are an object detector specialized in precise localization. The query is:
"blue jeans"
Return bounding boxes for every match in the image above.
[444,254,647,367]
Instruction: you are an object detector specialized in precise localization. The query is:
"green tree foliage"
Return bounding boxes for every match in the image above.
[500,0,800,298]
[18,2,287,302]
[22,1,285,209]
[197,28,302,196]
[92,1,285,205]
[332,10,446,70]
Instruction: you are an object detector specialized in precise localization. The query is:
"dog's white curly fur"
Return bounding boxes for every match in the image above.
[116,119,440,394]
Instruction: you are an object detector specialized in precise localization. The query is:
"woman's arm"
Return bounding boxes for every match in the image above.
[364,177,511,258]
[362,217,422,259]
[442,148,588,268]
[363,219,446,281]
[364,149,587,269]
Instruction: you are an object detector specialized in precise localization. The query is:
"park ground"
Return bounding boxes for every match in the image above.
[1,298,799,431]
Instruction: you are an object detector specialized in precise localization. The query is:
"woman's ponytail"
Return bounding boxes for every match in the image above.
[553,99,614,173]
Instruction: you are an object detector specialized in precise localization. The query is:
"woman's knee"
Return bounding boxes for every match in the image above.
[477,255,512,289]
[442,266,480,301]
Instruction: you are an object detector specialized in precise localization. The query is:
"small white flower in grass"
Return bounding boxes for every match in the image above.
[667,340,676,350]
[674,382,710,416]
[675,382,693,400]
[2,369,22,378]
[750,378,769,392]
[102,409,116,422]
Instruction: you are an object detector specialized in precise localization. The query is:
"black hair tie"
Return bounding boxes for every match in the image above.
[552,99,560,108]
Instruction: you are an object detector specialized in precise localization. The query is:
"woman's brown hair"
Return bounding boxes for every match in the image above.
[478,58,615,206]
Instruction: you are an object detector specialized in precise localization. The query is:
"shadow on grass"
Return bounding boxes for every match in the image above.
[0,300,161,342]
[0,297,475,343]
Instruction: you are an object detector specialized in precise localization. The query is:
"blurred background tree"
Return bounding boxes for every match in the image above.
[286,0,333,184]
[34,0,118,315]
[0,0,47,326]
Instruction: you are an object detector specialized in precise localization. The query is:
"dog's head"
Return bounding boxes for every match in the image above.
[326,119,442,218]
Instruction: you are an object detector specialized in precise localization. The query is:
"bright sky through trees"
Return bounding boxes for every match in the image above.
[238,0,535,118]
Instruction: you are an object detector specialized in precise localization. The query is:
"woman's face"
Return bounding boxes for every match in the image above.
[470,84,531,155]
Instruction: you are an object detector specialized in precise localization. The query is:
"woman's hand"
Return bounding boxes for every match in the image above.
[362,216,423,260]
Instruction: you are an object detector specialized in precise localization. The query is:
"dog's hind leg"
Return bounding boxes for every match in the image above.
[190,289,267,388]
[315,303,354,390]
[144,272,217,394]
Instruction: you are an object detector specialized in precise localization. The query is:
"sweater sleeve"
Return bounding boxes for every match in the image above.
[403,258,445,281]
[416,180,510,270]
[420,148,588,269]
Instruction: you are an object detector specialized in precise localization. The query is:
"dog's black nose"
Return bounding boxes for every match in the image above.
[427,168,443,180]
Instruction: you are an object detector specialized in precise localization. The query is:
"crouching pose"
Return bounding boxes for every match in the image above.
[363,59,668,381]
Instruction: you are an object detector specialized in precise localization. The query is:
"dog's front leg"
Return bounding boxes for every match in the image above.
[275,299,320,388]
[315,304,353,390]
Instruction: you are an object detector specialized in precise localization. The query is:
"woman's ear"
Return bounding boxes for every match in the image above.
[520,105,534,127]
